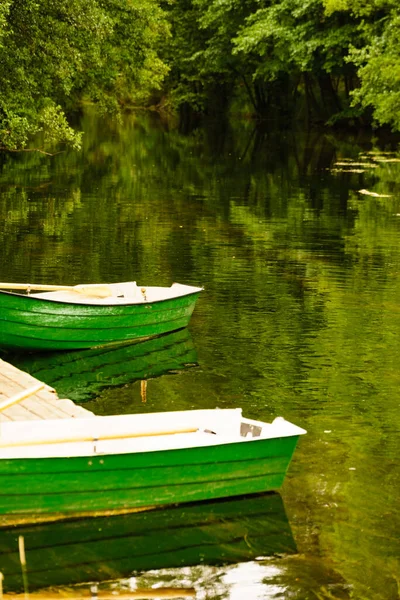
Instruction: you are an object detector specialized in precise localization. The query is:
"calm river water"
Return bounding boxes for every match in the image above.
[0,110,399,599]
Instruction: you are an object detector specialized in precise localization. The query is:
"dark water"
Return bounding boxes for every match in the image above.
[1,110,400,599]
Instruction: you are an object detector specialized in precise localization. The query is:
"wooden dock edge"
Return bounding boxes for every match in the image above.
[0,358,94,421]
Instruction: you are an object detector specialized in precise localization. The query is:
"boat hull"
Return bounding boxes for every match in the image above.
[0,288,201,351]
[0,435,300,524]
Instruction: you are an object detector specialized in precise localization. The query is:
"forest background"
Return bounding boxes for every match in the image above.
[1,0,400,151]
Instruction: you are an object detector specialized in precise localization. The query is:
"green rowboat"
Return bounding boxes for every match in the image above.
[0,281,202,352]
[0,408,306,525]
[0,492,296,592]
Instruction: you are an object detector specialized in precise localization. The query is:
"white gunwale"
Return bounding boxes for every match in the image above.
[0,282,203,306]
[0,409,306,459]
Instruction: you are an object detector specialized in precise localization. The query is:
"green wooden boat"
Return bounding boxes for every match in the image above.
[5,328,198,403]
[0,281,202,352]
[0,408,305,525]
[0,492,296,592]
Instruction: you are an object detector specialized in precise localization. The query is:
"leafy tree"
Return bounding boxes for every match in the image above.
[324,0,400,130]
[233,0,363,120]
[163,0,364,122]
[164,0,400,130]
[0,0,168,151]
[161,0,251,117]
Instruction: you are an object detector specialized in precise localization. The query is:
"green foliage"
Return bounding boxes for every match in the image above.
[321,0,400,129]
[2,0,400,148]
[163,0,400,130]
[0,1,11,38]
[348,13,400,130]
[0,0,169,151]
[94,0,170,107]
[233,0,359,76]
[163,0,363,121]
[39,104,83,150]
[323,0,398,17]
[162,0,280,114]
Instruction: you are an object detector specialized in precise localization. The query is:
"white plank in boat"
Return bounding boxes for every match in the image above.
[0,359,94,421]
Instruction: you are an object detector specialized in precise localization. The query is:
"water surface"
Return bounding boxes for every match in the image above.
[1,112,399,599]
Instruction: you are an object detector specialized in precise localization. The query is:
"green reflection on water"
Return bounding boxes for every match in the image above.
[1,110,399,599]
[0,492,296,593]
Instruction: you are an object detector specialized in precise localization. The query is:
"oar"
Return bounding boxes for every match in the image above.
[0,425,199,448]
[0,383,45,413]
[0,282,113,298]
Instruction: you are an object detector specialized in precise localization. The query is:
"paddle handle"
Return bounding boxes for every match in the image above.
[0,282,76,292]
[0,383,45,413]
[0,282,113,298]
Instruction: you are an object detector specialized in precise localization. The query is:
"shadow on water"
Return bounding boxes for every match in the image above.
[0,492,295,593]
[3,329,198,404]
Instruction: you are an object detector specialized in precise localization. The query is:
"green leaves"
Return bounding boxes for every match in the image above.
[39,103,83,150]
[233,0,359,76]
[2,0,400,147]
[349,14,400,130]
[323,1,400,130]
[0,0,169,151]
[0,113,32,152]
[164,0,400,129]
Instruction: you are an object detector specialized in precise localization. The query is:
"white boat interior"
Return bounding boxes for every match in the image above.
[29,282,203,305]
[0,409,306,459]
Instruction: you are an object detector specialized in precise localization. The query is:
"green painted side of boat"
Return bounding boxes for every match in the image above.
[0,492,296,592]
[5,328,198,403]
[0,286,202,351]
[0,435,300,521]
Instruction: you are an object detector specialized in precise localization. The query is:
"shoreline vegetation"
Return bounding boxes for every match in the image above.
[1,0,400,152]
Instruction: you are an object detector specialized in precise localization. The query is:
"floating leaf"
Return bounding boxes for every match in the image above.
[358,189,392,197]
[334,162,378,168]
[331,168,366,173]
[371,158,400,163]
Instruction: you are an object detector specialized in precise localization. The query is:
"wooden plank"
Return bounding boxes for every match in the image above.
[19,397,75,419]
[0,404,40,421]
[53,399,94,418]
[0,359,94,421]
